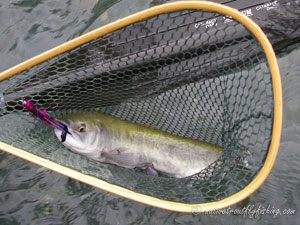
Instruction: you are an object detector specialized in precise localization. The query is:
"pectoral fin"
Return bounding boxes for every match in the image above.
[142,162,158,176]
[146,166,158,176]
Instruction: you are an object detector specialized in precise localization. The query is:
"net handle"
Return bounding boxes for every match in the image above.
[0,1,282,213]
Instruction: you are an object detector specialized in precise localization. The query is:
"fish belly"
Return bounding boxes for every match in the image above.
[109,129,222,178]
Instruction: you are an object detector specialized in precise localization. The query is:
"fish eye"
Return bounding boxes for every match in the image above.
[77,123,86,133]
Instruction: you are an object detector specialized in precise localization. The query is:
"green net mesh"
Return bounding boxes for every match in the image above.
[0,9,273,204]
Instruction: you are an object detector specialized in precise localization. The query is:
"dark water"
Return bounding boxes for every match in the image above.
[0,0,299,224]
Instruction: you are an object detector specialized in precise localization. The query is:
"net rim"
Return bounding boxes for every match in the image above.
[0,1,282,213]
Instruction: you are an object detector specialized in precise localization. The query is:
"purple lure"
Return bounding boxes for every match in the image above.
[21,100,71,142]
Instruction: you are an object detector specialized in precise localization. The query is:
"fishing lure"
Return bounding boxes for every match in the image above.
[21,100,71,142]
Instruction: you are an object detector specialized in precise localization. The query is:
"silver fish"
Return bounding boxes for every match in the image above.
[54,111,222,178]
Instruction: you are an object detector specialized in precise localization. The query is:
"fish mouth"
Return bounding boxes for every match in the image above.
[54,121,74,140]
[54,127,68,142]
[54,127,83,151]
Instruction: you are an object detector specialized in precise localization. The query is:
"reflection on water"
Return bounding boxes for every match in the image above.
[0,0,300,224]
